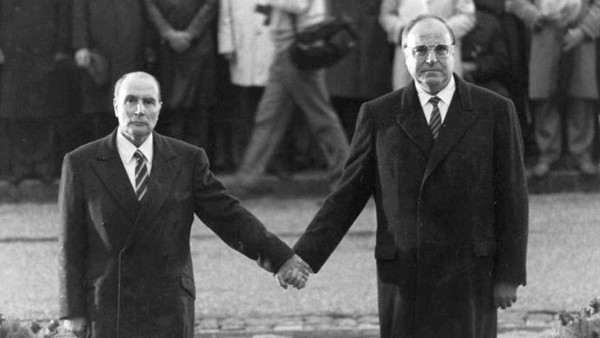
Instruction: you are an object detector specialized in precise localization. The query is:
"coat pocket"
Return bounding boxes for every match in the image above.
[180,274,196,300]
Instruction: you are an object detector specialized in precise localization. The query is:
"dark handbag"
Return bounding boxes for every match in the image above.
[289,15,358,71]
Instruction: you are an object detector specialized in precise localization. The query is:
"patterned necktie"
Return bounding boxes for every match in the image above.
[429,96,442,139]
[133,150,149,201]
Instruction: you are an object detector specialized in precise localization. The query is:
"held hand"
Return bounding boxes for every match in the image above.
[276,254,313,290]
[494,282,518,310]
[74,48,91,68]
[562,28,585,52]
[63,317,90,338]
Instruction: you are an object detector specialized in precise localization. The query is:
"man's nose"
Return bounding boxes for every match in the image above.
[133,101,145,115]
[425,49,438,64]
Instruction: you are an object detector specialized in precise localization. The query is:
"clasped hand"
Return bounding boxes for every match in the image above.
[259,254,313,290]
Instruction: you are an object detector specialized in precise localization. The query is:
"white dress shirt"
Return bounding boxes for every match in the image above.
[415,76,456,124]
[116,132,153,191]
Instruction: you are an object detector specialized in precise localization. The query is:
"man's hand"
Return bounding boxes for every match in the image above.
[75,48,91,68]
[494,282,519,310]
[165,30,192,53]
[562,28,585,52]
[276,254,313,290]
[62,317,90,338]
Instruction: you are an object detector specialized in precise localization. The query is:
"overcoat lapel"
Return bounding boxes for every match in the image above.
[423,76,477,181]
[395,82,434,156]
[91,130,139,222]
[124,133,181,248]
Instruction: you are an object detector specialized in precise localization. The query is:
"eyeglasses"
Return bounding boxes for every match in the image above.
[405,44,453,58]
[123,95,160,109]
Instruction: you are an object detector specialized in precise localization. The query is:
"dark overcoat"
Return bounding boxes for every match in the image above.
[72,0,148,114]
[294,75,529,338]
[58,130,294,338]
[145,0,218,110]
[326,0,393,100]
[0,0,71,119]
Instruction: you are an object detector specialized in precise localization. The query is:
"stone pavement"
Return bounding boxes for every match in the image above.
[194,311,559,338]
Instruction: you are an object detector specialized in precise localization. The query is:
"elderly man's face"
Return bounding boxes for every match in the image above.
[403,19,455,94]
[113,73,161,145]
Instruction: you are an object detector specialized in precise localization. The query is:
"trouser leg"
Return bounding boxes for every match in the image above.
[237,56,295,182]
[566,98,597,164]
[286,56,349,188]
[533,98,561,164]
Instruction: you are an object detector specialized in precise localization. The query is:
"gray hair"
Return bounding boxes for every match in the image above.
[401,14,457,47]
[113,71,162,101]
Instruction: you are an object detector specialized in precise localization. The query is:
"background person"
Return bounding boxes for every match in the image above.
[508,0,600,177]
[72,0,149,142]
[218,0,275,166]
[232,0,349,194]
[145,0,218,150]
[0,0,72,185]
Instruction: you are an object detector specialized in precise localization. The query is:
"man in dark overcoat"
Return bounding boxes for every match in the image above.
[0,0,72,184]
[58,72,310,338]
[290,15,529,338]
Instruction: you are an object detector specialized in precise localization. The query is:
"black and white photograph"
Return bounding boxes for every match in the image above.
[0,0,599,337]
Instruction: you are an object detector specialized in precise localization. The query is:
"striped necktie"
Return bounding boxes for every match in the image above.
[428,96,442,139]
[133,150,149,201]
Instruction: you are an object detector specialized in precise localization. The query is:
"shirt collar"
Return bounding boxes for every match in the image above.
[116,131,154,164]
[416,76,456,108]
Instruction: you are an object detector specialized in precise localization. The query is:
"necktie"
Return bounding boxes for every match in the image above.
[429,96,442,139]
[133,150,149,200]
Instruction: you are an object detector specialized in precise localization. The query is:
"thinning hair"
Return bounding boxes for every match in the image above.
[401,14,457,47]
[113,71,162,101]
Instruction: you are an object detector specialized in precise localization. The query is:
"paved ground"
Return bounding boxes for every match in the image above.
[3,172,596,338]
[192,311,558,337]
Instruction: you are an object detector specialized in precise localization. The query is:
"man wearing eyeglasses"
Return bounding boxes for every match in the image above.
[289,15,529,338]
[58,71,311,338]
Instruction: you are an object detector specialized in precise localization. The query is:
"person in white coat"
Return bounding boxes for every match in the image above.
[379,0,476,89]
[218,0,275,164]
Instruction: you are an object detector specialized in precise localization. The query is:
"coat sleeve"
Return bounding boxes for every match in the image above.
[506,0,541,29]
[492,99,529,286]
[184,0,218,40]
[576,0,600,39]
[446,0,476,39]
[293,102,376,273]
[58,154,89,319]
[191,149,294,272]
[71,0,89,50]
[217,0,234,55]
[143,0,175,38]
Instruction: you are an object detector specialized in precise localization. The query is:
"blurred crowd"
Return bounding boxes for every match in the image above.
[0,0,599,186]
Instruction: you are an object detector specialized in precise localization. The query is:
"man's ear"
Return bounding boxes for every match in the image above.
[113,99,118,117]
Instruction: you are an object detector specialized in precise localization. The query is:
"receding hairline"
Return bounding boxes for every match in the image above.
[401,14,456,47]
[113,71,162,100]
